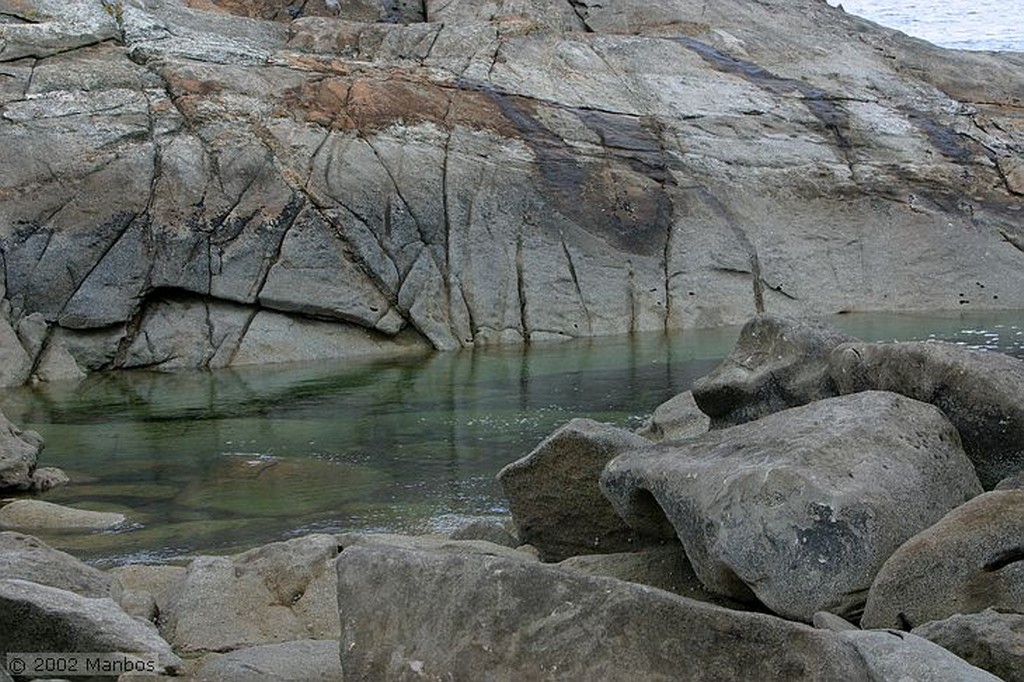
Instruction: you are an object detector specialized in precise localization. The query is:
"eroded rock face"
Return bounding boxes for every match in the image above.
[336,544,874,680]
[1,0,1023,380]
[497,418,659,561]
[830,340,1024,489]
[862,490,1024,630]
[601,391,982,622]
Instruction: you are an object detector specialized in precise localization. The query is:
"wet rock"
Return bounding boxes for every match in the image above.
[862,490,1024,630]
[497,418,659,561]
[0,532,112,598]
[912,609,1024,682]
[29,466,70,492]
[556,543,749,610]
[336,544,872,680]
[161,533,340,653]
[0,411,41,492]
[635,390,710,441]
[831,340,1024,488]
[691,315,856,428]
[0,578,181,674]
[191,639,341,682]
[602,391,982,622]
[0,499,127,531]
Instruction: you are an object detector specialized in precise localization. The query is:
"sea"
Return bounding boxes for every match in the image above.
[826,0,1024,51]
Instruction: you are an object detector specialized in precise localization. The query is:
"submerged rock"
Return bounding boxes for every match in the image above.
[692,315,856,428]
[862,490,1024,630]
[830,340,1024,488]
[498,418,660,561]
[0,499,127,531]
[602,391,981,622]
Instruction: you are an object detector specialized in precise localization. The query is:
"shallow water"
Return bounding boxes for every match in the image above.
[828,0,1024,51]
[1,310,1022,566]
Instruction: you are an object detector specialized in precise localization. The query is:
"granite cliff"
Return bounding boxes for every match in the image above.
[1,0,1022,382]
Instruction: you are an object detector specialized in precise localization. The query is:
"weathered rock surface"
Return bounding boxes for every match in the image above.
[0,531,112,598]
[913,609,1024,682]
[336,543,874,680]
[2,0,1023,380]
[191,639,342,682]
[0,578,182,674]
[498,418,659,561]
[835,629,1001,682]
[0,410,42,491]
[109,564,187,623]
[0,499,127,530]
[635,390,710,441]
[862,490,1024,630]
[830,340,1024,488]
[161,533,340,653]
[691,314,856,427]
[602,391,982,622]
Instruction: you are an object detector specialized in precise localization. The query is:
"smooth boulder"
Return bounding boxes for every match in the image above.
[497,418,659,561]
[336,544,873,680]
[691,315,856,428]
[0,499,127,531]
[862,490,1024,629]
[830,340,1024,488]
[161,533,340,653]
[913,609,1024,682]
[0,531,112,598]
[602,391,982,622]
[0,578,181,674]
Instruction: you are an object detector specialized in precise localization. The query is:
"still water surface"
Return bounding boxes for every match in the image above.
[2,311,1023,566]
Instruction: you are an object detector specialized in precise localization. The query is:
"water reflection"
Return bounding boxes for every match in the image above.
[1,311,1022,565]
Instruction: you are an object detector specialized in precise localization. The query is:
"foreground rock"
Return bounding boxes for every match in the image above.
[0,578,181,674]
[192,639,342,682]
[913,609,1024,682]
[862,490,1024,629]
[336,543,999,680]
[109,564,187,623]
[830,340,1024,488]
[0,411,42,492]
[602,391,982,622]
[2,0,1024,379]
[161,533,340,653]
[635,390,710,441]
[692,315,855,428]
[0,531,112,598]
[0,499,127,531]
[498,418,659,561]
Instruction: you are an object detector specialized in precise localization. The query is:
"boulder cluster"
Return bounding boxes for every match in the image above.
[0,314,1021,680]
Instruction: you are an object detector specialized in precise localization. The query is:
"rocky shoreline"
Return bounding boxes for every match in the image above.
[1,313,1022,680]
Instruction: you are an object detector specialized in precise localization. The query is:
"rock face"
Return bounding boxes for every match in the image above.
[161,534,340,653]
[0,578,182,674]
[336,544,874,680]
[1,0,1023,380]
[692,315,856,427]
[497,418,659,561]
[0,532,112,598]
[830,340,1024,488]
[602,391,982,622]
[862,490,1024,630]
[913,609,1024,682]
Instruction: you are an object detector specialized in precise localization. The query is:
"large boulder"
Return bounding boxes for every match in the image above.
[161,533,340,653]
[336,544,872,680]
[912,609,1024,682]
[0,411,42,492]
[497,418,659,561]
[602,391,982,622]
[0,578,181,674]
[692,315,856,428]
[830,340,1024,488]
[0,532,112,598]
[862,490,1024,629]
[191,639,342,682]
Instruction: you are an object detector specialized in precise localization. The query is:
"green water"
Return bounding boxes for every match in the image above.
[1,311,1022,566]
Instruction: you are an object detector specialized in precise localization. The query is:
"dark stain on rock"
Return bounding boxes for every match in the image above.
[675,38,852,149]
[902,108,974,161]
[457,79,673,257]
